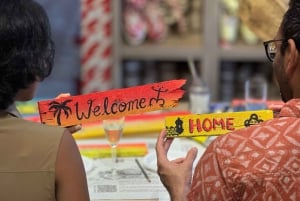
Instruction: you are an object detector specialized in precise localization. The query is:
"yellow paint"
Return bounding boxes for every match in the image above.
[165,110,274,137]
[73,119,164,139]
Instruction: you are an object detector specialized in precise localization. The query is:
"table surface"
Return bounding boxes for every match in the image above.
[75,102,209,201]
[78,134,207,201]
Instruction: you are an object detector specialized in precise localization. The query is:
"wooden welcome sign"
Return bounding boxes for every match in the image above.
[165,110,274,137]
[38,79,186,127]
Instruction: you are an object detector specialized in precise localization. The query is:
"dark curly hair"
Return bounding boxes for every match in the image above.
[280,0,300,54]
[0,0,54,110]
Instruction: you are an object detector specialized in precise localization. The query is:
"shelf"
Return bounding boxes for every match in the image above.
[113,0,274,101]
[121,33,203,61]
[220,44,267,61]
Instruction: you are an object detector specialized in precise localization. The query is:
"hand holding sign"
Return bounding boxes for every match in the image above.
[55,93,82,133]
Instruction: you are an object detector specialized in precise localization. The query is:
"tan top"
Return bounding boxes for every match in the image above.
[0,113,65,201]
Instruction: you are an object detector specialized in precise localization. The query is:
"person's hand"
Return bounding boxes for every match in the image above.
[156,130,198,201]
[55,93,72,99]
[55,93,82,134]
[66,125,82,134]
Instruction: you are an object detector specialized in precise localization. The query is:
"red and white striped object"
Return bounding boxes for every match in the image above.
[80,0,113,94]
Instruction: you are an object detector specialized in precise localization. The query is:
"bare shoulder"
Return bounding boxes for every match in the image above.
[55,129,90,201]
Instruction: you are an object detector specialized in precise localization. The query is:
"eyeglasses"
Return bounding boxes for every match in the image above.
[263,39,286,62]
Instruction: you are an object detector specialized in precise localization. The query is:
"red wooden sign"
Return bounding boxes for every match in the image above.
[38,79,186,127]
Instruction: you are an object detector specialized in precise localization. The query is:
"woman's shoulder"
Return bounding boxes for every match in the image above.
[5,116,65,135]
[0,116,66,152]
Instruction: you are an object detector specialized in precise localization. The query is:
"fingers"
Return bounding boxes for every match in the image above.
[66,125,82,134]
[161,129,174,152]
[156,130,165,160]
[171,158,185,163]
[55,93,71,99]
[156,129,166,144]
[156,129,198,179]
[185,147,198,168]
[171,147,198,165]
[163,136,174,153]
[187,147,198,160]
[156,129,166,153]
[156,130,174,160]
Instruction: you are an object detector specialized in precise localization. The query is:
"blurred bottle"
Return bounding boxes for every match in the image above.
[189,78,210,114]
[159,62,178,81]
[236,63,252,99]
[143,61,158,84]
[123,60,142,87]
[220,61,236,102]
[245,74,268,110]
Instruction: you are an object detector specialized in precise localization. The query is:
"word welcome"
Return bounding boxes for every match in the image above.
[38,79,185,127]
[165,110,274,137]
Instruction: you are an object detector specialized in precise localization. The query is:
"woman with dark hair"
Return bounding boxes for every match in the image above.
[0,0,90,200]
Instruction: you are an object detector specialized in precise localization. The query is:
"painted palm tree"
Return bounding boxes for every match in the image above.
[48,99,72,126]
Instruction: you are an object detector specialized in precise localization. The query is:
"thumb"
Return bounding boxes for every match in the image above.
[185,147,198,166]
[56,93,71,99]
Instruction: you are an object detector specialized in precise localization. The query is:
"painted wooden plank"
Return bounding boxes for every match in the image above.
[38,79,186,126]
[165,110,274,137]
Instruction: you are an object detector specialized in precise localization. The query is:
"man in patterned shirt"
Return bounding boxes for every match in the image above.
[156,0,300,200]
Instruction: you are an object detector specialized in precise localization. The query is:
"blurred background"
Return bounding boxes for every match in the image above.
[35,0,283,103]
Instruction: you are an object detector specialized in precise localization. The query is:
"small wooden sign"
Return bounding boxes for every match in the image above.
[165,110,274,137]
[38,79,186,127]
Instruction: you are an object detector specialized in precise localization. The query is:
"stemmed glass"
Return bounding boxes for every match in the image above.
[102,116,125,179]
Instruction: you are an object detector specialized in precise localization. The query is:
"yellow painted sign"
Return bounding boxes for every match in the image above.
[38,79,186,127]
[165,110,274,137]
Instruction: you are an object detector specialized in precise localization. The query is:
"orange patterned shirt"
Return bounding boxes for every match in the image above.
[188,99,300,201]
